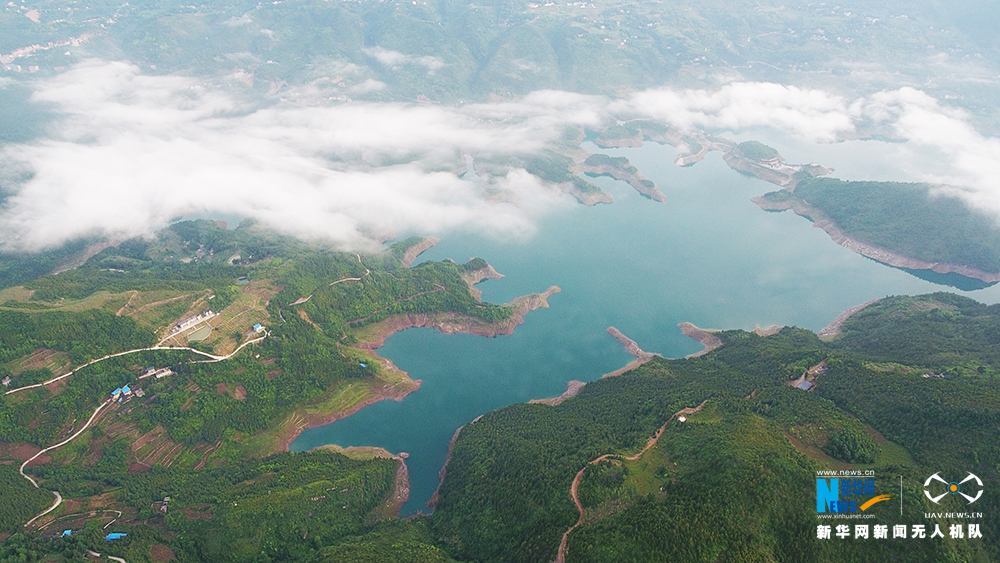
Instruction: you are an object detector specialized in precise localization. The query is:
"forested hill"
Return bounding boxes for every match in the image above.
[431,294,1000,563]
[794,178,1000,276]
[0,221,510,561]
[2,217,998,563]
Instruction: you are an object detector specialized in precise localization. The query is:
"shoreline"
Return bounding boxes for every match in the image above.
[576,163,666,202]
[352,285,562,349]
[751,195,1000,284]
[313,444,411,519]
[278,371,420,452]
[530,326,660,406]
[401,237,441,268]
[678,322,723,358]
[460,264,504,302]
[817,298,883,340]
[425,422,470,512]
[280,285,560,450]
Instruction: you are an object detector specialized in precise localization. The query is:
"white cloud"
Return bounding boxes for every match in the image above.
[613,82,855,142]
[4,62,1000,252]
[0,60,591,251]
[347,78,386,94]
[857,87,1000,216]
[362,46,445,71]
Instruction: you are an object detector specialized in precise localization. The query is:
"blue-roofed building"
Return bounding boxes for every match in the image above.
[105,533,127,541]
[359,363,367,368]
[122,385,131,395]
[62,530,72,537]
[253,323,265,333]
[111,388,123,399]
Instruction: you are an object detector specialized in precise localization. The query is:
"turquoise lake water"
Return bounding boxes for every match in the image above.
[290,140,1000,515]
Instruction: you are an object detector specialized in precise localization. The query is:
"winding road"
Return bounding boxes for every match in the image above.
[22,401,109,525]
[5,333,268,396]
[555,400,708,563]
[13,331,268,538]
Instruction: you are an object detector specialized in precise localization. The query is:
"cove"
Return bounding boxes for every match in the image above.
[290,140,1000,516]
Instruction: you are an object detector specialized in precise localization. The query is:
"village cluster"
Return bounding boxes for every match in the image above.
[109,366,174,403]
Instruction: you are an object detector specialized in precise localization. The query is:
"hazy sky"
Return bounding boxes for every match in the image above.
[0,59,998,251]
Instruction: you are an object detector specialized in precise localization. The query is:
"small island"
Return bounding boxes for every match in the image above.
[577,154,666,202]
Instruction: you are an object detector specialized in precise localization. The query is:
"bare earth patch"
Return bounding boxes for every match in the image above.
[150,543,177,562]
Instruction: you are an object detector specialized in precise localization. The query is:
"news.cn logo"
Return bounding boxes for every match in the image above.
[923,472,983,504]
[817,478,892,513]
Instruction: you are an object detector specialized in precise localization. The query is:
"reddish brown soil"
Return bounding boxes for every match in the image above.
[279,379,419,452]
[150,543,177,562]
[25,453,52,466]
[181,506,214,520]
[10,443,42,461]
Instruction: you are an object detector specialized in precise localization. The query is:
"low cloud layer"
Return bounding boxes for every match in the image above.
[2,61,1000,252]
[0,61,601,250]
[614,82,855,142]
[362,47,446,72]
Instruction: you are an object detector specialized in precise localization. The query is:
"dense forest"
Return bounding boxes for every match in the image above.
[0,222,522,561]
[2,220,998,562]
[794,178,1000,273]
[432,314,999,563]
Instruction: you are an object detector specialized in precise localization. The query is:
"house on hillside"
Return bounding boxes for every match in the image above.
[796,380,815,392]
[1,376,10,387]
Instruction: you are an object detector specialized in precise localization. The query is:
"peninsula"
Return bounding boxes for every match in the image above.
[753,179,1000,284]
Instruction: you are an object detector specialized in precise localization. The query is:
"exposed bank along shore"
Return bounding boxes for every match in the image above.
[531,326,662,407]
[752,195,1000,283]
[595,123,1000,283]
[281,237,559,448]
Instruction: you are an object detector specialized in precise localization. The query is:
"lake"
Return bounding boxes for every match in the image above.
[290,139,1000,515]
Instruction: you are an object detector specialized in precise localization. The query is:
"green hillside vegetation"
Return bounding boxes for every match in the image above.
[3,0,998,113]
[1,451,404,562]
[0,464,54,536]
[431,307,1000,562]
[314,520,459,563]
[735,140,780,160]
[794,178,1000,273]
[832,293,1000,374]
[0,222,521,560]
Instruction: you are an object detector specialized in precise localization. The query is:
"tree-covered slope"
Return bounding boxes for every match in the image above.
[432,308,1000,563]
[794,178,1000,274]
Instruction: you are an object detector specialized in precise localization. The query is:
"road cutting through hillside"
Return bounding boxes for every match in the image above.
[14,333,267,534]
[21,400,109,527]
[555,400,708,563]
[5,332,268,396]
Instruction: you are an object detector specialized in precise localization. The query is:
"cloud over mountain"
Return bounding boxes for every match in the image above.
[1,61,998,252]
